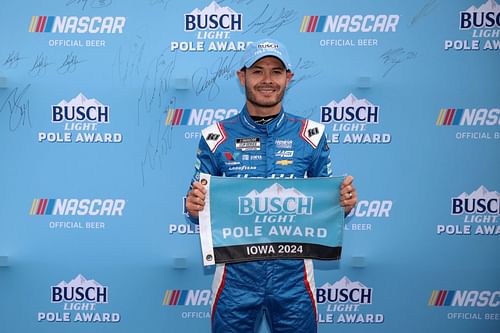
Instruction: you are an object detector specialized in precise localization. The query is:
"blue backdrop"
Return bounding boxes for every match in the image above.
[0,1,499,332]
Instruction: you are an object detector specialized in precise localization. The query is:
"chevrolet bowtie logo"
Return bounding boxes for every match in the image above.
[276,160,293,166]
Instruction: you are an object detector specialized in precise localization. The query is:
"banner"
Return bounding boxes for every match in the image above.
[198,173,345,266]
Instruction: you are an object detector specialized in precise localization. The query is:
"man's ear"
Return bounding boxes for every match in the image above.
[236,70,245,86]
[286,71,294,86]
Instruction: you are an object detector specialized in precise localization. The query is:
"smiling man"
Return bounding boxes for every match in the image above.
[186,39,357,333]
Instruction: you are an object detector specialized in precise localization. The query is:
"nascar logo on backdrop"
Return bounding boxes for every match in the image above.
[37,274,121,323]
[436,107,500,140]
[38,93,122,144]
[165,107,238,140]
[29,15,126,47]
[316,276,384,324]
[30,197,126,230]
[444,0,500,51]
[428,288,500,321]
[300,11,400,47]
[162,289,211,320]
[320,94,391,144]
[171,1,250,52]
[436,186,500,236]
[345,199,393,232]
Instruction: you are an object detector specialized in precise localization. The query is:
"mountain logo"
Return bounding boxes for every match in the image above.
[460,0,500,30]
[184,1,243,32]
[52,93,109,123]
[238,183,313,215]
[320,93,379,124]
[451,186,500,215]
[317,276,373,304]
[51,274,108,304]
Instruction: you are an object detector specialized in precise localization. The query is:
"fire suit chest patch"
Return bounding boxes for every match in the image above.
[202,123,227,152]
[235,137,261,151]
[300,120,325,148]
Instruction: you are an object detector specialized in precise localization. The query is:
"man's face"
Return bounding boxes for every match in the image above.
[237,56,294,111]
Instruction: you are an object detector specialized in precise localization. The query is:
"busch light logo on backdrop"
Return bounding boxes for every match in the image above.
[162,289,211,320]
[445,0,500,51]
[320,94,391,144]
[428,289,500,321]
[38,93,122,144]
[167,107,238,140]
[460,0,500,30]
[52,95,109,123]
[37,274,120,323]
[172,1,249,52]
[51,275,108,304]
[29,15,125,48]
[316,276,384,324]
[300,12,400,48]
[436,107,500,140]
[184,1,242,31]
[30,198,126,230]
[436,186,500,236]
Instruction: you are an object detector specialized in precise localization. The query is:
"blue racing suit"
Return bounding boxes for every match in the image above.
[188,106,332,333]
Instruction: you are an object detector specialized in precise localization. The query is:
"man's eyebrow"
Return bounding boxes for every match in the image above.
[249,65,285,70]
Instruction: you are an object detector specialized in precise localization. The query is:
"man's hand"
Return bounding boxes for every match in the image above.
[186,181,207,218]
[340,175,357,215]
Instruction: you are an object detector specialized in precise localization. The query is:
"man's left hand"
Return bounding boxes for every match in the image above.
[340,175,357,215]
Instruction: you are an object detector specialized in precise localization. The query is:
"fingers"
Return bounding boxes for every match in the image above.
[186,182,207,217]
[340,175,357,215]
[340,176,355,199]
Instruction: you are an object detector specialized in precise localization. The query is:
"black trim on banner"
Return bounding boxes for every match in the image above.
[213,242,342,264]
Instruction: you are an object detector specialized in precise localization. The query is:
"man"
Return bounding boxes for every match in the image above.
[186,39,357,333]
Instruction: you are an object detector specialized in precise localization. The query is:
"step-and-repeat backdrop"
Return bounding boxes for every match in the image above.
[0,1,499,332]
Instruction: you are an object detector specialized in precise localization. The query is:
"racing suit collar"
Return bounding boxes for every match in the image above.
[240,106,286,133]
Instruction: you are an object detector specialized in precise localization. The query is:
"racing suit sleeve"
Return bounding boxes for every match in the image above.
[307,134,333,178]
[308,134,353,218]
[186,135,221,225]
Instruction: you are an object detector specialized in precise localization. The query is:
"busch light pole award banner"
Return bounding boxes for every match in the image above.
[198,173,345,266]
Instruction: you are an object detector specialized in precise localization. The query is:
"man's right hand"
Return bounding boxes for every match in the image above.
[186,181,207,218]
